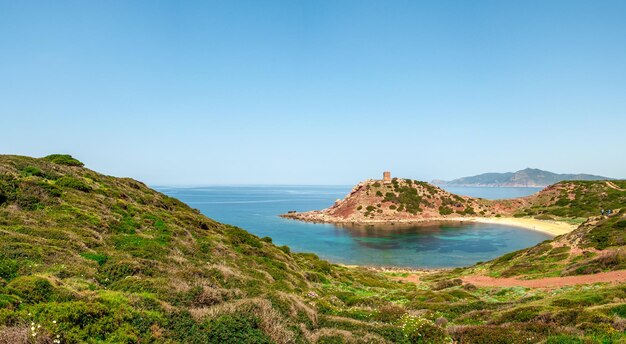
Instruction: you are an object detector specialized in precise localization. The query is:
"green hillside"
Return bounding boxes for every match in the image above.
[0,155,625,343]
[432,211,626,281]
[515,180,626,219]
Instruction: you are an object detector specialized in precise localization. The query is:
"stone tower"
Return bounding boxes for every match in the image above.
[383,171,391,183]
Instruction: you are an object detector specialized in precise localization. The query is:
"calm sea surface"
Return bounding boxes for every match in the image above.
[155,185,548,268]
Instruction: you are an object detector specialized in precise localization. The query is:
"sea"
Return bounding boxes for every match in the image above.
[155,185,547,268]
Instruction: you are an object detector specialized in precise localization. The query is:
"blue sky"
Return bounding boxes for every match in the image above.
[1,0,625,185]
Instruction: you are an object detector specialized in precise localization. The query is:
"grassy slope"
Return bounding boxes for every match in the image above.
[515,180,626,219]
[432,212,626,281]
[0,155,625,343]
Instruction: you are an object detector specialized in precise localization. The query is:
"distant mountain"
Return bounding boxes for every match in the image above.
[433,168,612,187]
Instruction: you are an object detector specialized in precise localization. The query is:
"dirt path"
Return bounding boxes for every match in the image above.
[606,181,625,191]
[395,270,626,288]
[464,270,626,288]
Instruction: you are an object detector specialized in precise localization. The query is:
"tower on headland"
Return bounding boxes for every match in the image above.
[383,171,391,183]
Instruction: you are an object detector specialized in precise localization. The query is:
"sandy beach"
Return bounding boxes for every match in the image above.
[460,216,577,236]
[281,213,577,237]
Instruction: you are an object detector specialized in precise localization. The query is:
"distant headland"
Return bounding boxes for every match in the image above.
[432,168,611,188]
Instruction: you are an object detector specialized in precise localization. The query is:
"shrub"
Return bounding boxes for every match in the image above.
[554,198,570,206]
[55,176,91,192]
[615,220,626,229]
[399,315,449,343]
[7,276,54,303]
[356,205,363,210]
[80,252,109,266]
[376,191,383,197]
[611,304,626,317]
[112,234,168,259]
[496,306,543,323]
[438,206,453,215]
[38,182,62,197]
[0,258,18,280]
[21,166,45,177]
[545,335,585,344]
[451,325,532,344]
[42,154,84,167]
[205,315,272,344]
[432,279,462,290]
[227,226,262,248]
[98,261,137,284]
[279,245,291,254]
[463,207,476,215]
[366,205,376,212]
[109,277,157,294]
[261,236,272,243]
[374,304,406,322]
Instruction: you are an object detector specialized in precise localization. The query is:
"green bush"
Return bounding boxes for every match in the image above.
[98,261,138,284]
[109,277,157,293]
[0,258,18,280]
[80,252,109,266]
[545,335,585,344]
[7,276,55,303]
[38,181,62,197]
[374,304,406,323]
[610,304,626,317]
[399,315,449,343]
[55,176,91,192]
[432,278,462,290]
[227,226,262,248]
[496,306,543,323]
[112,234,168,259]
[317,335,346,344]
[21,166,45,177]
[42,154,84,167]
[463,207,476,215]
[615,220,626,228]
[205,314,272,343]
[438,206,453,215]
[451,325,532,344]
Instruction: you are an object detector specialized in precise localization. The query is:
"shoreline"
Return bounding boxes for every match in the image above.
[461,216,576,236]
[281,214,576,237]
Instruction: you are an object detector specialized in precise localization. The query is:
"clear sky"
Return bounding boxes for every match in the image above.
[1,1,625,185]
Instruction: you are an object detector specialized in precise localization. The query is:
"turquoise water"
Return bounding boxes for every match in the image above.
[156,185,549,268]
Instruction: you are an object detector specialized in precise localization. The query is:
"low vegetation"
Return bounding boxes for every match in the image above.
[0,155,625,343]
